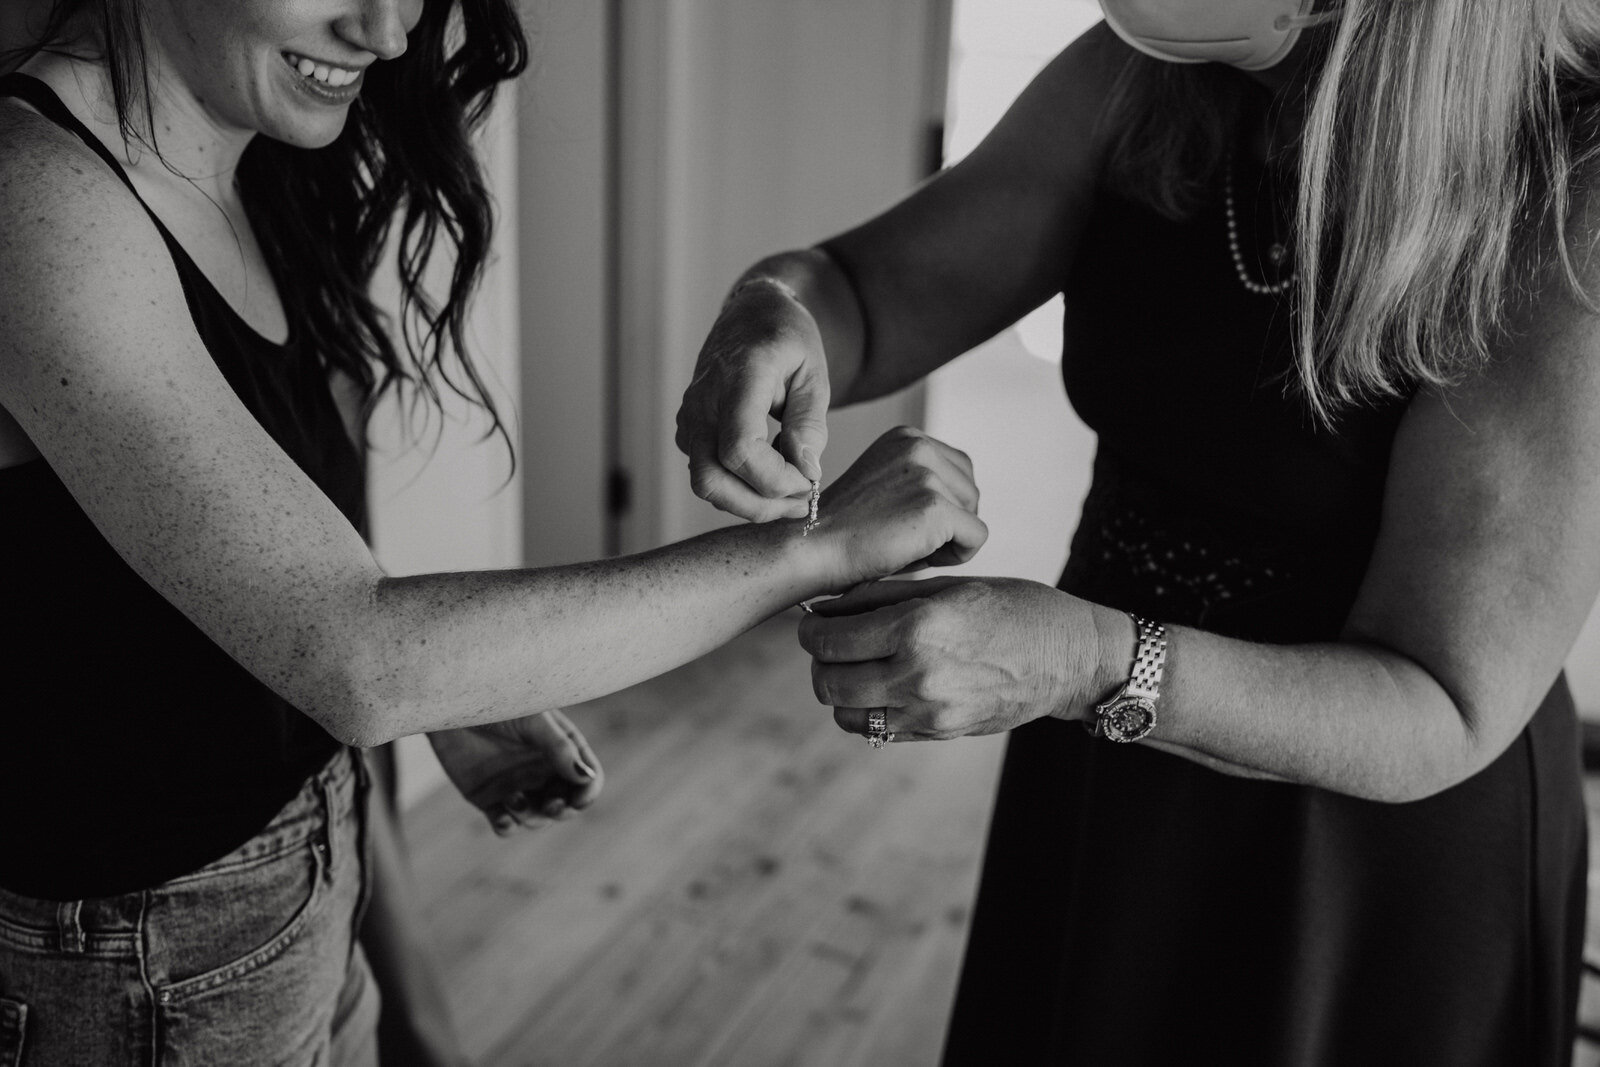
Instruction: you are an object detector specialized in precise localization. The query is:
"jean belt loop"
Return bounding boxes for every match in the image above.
[316,766,338,880]
[349,747,375,941]
[55,899,85,954]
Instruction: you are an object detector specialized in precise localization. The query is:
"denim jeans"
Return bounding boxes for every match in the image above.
[0,748,379,1066]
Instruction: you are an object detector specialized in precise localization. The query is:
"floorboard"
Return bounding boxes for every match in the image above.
[402,612,1005,1067]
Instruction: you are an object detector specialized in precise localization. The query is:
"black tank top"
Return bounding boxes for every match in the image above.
[0,73,363,900]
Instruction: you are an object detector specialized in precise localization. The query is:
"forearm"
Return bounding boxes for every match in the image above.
[1062,605,1494,803]
[330,517,822,745]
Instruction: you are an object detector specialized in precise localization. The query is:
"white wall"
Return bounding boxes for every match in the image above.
[1570,611,1600,715]
[614,0,947,551]
[514,0,611,568]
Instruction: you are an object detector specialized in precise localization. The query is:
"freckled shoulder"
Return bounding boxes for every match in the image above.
[0,95,213,474]
[0,99,187,371]
[0,100,167,284]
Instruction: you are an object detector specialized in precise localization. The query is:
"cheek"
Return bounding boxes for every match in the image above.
[234,0,332,50]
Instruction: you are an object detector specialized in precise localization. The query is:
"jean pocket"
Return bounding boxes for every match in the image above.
[148,837,325,1004]
[151,837,359,1067]
[0,998,26,1067]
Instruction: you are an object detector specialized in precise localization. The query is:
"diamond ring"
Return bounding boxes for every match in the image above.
[866,709,889,749]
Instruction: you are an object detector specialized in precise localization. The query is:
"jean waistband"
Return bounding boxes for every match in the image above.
[0,748,356,944]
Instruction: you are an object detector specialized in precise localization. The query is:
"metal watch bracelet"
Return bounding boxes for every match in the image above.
[1083,614,1167,742]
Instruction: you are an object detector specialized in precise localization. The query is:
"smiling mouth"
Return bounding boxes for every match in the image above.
[282,52,363,89]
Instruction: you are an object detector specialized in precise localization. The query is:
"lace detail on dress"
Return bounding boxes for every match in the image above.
[1063,477,1301,626]
[1098,501,1288,603]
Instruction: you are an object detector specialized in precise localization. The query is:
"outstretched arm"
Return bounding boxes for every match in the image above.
[0,114,986,750]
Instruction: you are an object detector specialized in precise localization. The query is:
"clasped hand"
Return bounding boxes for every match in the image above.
[800,577,1099,741]
[806,426,988,590]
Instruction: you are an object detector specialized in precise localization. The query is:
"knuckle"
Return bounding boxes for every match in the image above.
[811,662,832,705]
[913,485,943,513]
[899,609,932,646]
[688,466,719,500]
[718,437,759,474]
[796,616,819,653]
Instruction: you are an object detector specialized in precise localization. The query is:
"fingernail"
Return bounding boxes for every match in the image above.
[573,756,597,780]
[504,792,530,813]
[799,446,821,481]
[492,813,515,833]
[543,799,566,818]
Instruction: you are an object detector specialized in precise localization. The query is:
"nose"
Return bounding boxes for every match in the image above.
[335,0,421,61]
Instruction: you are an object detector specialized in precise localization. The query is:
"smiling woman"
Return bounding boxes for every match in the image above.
[0,1,990,1064]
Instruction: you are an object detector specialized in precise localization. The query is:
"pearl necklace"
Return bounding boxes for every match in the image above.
[1223,156,1295,296]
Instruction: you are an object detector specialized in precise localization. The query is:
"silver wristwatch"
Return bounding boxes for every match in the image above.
[1084,614,1167,743]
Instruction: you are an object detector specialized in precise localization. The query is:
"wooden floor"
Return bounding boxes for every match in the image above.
[401,612,1006,1067]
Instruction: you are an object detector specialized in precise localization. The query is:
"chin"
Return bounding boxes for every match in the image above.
[263,113,351,150]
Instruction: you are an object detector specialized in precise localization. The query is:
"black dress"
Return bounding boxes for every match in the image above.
[940,160,1587,1065]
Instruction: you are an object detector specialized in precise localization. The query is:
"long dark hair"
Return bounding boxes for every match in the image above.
[9,0,527,460]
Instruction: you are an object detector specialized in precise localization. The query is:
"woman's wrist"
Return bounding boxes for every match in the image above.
[1047,598,1138,724]
[744,247,864,404]
[734,510,843,604]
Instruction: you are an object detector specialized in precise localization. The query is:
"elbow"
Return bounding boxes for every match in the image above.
[318,708,393,750]
[1370,772,1459,806]
[298,633,419,749]
[304,684,394,750]
[1349,649,1508,805]
[1362,707,1510,805]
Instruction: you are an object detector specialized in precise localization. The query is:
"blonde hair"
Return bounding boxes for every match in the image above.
[1103,0,1600,421]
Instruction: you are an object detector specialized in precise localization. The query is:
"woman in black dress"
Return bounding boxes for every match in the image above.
[679,2,1599,1062]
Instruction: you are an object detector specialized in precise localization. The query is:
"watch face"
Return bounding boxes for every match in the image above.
[1102,697,1156,742]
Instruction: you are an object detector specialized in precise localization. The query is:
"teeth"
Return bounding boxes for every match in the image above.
[285,53,359,88]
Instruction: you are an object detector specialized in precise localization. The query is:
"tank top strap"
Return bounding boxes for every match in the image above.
[0,72,140,193]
